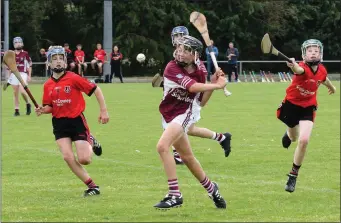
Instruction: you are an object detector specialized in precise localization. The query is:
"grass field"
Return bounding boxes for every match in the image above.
[1,82,340,222]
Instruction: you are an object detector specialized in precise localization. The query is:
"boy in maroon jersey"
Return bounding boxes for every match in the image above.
[3,37,32,116]
[276,39,336,193]
[154,36,227,210]
[35,46,109,197]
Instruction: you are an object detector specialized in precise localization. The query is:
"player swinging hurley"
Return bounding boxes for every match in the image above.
[276,39,336,193]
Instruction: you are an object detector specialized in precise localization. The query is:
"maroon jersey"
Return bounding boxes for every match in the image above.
[15,50,31,73]
[159,60,206,123]
[43,71,97,118]
[285,62,327,107]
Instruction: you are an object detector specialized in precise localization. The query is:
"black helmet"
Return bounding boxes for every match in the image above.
[176,35,203,55]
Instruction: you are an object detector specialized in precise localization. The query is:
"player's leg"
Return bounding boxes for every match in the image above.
[173,134,227,209]
[74,140,100,196]
[56,138,98,196]
[77,63,82,75]
[117,67,123,83]
[277,100,300,149]
[11,85,20,116]
[91,59,97,70]
[83,63,87,73]
[285,120,314,193]
[227,64,232,83]
[154,122,184,209]
[97,62,103,75]
[188,125,232,157]
[282,125,299,148]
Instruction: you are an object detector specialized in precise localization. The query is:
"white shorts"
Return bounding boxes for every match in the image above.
[162,112,196,134]
[8,72,28,86]
[192,103,202,123]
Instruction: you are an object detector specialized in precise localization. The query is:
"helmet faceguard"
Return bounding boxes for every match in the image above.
[175,35,203,67]
[47,46,67,73]
[301,39,323,66]
[171,26,189,46]
[13,37,24,50]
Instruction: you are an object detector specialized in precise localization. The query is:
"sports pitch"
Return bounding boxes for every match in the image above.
[1,82,340,222]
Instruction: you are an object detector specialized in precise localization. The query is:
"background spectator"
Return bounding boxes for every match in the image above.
[74,44,87,76]
[91,43,106,76]
[64,43,76,71]
[109,45,124,83]
[225,42,239,82]
[205,40,218,82]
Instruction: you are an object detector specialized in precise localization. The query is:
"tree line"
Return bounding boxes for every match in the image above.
[3,0,340,75]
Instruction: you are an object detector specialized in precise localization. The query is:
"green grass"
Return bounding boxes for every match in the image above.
[1,82,340,222]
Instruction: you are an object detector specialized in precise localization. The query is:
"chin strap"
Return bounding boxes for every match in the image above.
[306,60,321,66]
[52,67,65,73]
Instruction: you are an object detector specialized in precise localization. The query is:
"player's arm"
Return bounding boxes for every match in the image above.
[188,80,225,93]
[286,58,304,75]
[200,69,225,106]
[322,77,336,94]
[36,85,53,116]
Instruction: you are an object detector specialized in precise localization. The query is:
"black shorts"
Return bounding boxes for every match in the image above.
[276,100,317,128]
[52,114,91,142]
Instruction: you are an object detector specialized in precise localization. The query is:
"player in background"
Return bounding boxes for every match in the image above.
[74,44,87,76]
[152,26,232,98]
[155,26,232,164]
[3,37,32,116]
[63,43,76,71]
[276,39,336,193]
[154,35,227,209]
[35,46,109,197]
[91,43,107,76]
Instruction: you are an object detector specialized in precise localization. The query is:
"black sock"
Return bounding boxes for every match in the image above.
[15,109,19,113]
[290,163,301,175]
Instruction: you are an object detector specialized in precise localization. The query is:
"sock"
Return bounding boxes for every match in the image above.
[168,179,181,197]
[290,163,301,175]
[172,147,181,159]
[84,178,97,188]
[200,176,215,194]
[15,109,19,113]
[211,132,226,143]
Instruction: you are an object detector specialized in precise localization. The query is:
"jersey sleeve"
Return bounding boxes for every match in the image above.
[73,74,97,96]
[42,82,52,107]
[25,52,32,66]
[163,61,197,90]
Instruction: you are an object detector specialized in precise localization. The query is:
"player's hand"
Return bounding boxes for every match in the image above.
[216,76,227,89]
[328,85,336,95]
[35,106,44,116]
[286,58,298,68]
[98,109,109,124]
[27,76,31,82]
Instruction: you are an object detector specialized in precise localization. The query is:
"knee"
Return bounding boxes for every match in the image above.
[298,137,309,148]
[156,142,169,154]
[78,157,92,165]
[63,154,75,164]
[181,154,195,164]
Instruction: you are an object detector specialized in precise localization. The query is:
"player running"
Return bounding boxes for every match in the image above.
[154,35,227,210]
[276,39,336,193]
[3,37,32,116]
[35,46,109,197]
[154,26,232,164]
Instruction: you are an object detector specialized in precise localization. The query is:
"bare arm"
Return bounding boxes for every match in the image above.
[93,86,109,124]
[322,77,336,94]
[188,82,222,93]
[286,58,304,74]
[93,87,107,111]
[200,91,214,107]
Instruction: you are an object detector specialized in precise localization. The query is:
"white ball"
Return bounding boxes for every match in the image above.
[136,53,146,63]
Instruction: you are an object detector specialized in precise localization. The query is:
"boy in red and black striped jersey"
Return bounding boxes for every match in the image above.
[277,39,336,193]
[35,46,110,197]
